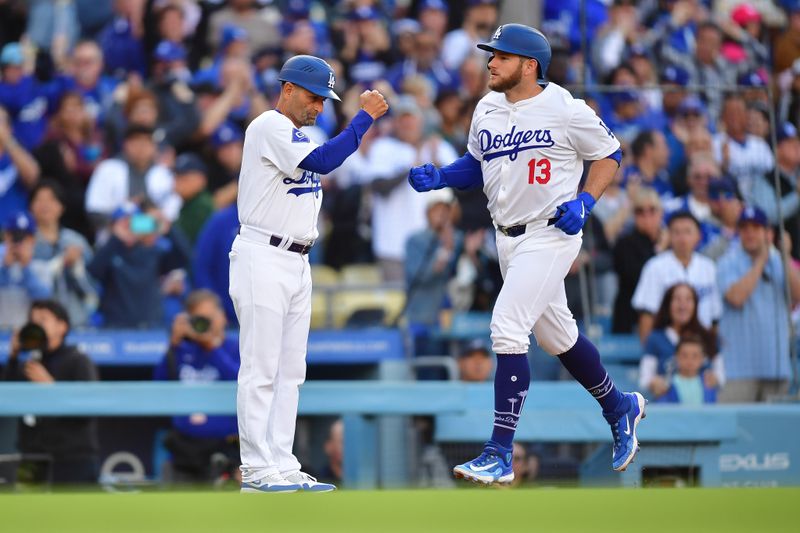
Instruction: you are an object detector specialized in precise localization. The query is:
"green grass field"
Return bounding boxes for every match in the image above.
[2,488,797,533]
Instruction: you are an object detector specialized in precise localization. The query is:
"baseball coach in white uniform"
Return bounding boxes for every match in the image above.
[230,55,388,493]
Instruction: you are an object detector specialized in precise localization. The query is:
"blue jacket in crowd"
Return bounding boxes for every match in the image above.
[193,205,239,326]
[153,337,240,439]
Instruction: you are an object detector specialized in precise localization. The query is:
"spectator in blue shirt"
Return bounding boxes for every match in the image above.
[0,105,41,216]
[0,211,52,329]
[717,206,800,402]
[87,202,188,328]
[66,40,119,128]
[622,129,674,200]
[29,180,97,328]
[405,190,462,355]
[702,177,743,260]
[663,154,721,248]
[147,41,200,149]
[605,90,654,146]
[0,43,62,151]
[154,289,240,483]
[98,0,147,78]
[205,121,244,209]
[385,30,459,99]
[337,5,393,85]
[657,335,717,405]
[639,282,720,401]
[193,204,239,326]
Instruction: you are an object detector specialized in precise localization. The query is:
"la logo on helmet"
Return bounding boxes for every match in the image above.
[493,25,503,40]
[327,72,335,89]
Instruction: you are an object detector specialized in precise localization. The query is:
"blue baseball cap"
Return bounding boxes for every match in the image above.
[111,202,140,222]
[420,0,448,12]
[349,5,381,20]
[777,122,798,143]
[628,43,648,58]
[4,211,36,234]
[709,178,739,200]
[738,71,766,88]
[286,0,311,17]
[661,65,690,86]
[0,42,24,66]
[678,95,705,115]
[174,153,208,175]
[153,40,186,62]
[211,121,244,148]
[738,205,768,226]
[611,89,638,106]
[459,338,490,357]
[392,18,422,36]
[220,25,248,50]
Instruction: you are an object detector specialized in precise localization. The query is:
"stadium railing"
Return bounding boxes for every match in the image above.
[2,381,799,489]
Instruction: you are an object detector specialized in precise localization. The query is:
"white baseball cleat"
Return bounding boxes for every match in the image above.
[283,471,337,492]
[240,472,301,493]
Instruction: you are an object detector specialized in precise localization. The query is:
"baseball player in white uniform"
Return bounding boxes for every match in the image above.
[408,24,647,485]
[230,55,388,493]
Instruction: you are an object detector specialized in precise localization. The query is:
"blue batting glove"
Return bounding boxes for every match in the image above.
[408,163,444,192]
[553,192,596,235]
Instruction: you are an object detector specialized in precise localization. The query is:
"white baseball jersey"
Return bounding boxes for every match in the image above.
[366,136,458,261]
[466,82,620,228]
[631,250,722,327]
[237,110,322,242]
[711,133,773,203]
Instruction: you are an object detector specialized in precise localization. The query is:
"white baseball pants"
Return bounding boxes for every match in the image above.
[229,233,311,482]
[491,226,582,356]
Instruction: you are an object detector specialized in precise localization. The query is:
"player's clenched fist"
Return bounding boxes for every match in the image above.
[360,90,389,120]
[408,163,444,192]
[553,191,596,235]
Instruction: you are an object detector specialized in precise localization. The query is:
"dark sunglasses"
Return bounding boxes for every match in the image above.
[634,206,659,215]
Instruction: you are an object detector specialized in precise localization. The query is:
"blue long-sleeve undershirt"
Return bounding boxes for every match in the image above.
[606,148,623,165]
[440,152,484,190]
[299,110,374,174]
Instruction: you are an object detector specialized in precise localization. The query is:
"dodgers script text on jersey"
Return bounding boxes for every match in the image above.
[467,83,619,229]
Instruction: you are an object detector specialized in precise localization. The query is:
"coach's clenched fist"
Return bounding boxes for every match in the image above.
[360,90,389,120]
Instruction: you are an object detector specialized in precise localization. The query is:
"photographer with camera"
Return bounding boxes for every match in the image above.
[88,201,189,328]
[0,211,52,329]
[153,289,240,483]
[3,299,99,484]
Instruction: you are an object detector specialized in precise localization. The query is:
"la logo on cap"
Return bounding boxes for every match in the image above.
[493,25,503,40]
[327,71,335,89]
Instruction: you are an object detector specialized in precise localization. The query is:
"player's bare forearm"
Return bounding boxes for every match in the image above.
[581,158,619,201]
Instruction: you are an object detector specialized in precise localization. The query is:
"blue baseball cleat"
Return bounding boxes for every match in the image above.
[283,471,337,492]
[605,391,647,472]
[240,473,301,493]
[453,441,514,485]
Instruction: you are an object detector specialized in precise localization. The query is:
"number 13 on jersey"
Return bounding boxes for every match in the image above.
[527,157,551,185]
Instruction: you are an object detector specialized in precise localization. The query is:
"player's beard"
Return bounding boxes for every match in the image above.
[300,110,318,126]
[488,61,524,93]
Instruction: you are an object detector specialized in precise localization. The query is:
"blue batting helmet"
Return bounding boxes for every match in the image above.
[477,24,552,83]
[278,55,341,101]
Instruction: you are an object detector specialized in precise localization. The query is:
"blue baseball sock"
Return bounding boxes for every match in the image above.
[490,353,531,449]
[558,333,627,415]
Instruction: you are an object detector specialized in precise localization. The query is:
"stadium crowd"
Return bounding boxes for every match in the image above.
[2,0,800,484]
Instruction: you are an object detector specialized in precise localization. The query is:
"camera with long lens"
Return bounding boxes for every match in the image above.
[188,315,211,335]
[17,322,48,359]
